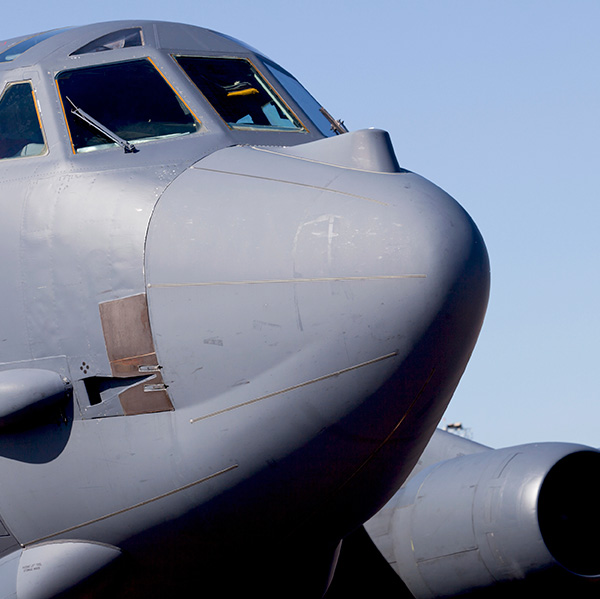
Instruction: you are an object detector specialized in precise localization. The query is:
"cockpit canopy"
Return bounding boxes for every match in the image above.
[0,21,341,158]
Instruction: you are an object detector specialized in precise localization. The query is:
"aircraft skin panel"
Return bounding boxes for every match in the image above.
[16,541,121,599]
[98,293,173,414]
[0,176,30,360]
[0,163,180,367]
[0,551,19,599]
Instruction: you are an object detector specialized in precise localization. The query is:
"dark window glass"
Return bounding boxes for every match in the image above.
[0,82,46,159]
[71,28,143,55]
[56,59,198,152]
[263,59,335,137]
[175,56,303,131]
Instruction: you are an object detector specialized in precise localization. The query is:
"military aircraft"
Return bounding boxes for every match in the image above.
[0,20,596,598]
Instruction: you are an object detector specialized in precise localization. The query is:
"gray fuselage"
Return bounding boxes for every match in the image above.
[0,21,489,598]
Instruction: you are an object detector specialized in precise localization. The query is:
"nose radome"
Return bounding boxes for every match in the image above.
[145,133,489,411]
[142,131,490,545]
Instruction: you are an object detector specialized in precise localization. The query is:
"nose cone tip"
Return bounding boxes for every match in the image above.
[417,179,490,312]
[385,172,491,371]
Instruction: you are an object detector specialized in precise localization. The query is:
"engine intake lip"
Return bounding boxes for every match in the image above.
[537,450,600,577]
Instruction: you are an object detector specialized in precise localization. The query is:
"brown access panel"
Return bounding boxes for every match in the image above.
[99,293,173,415]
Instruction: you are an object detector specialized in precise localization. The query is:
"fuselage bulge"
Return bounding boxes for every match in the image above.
[0,21,490,598]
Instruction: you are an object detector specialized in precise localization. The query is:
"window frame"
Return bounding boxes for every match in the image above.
[55,56,201,155]
[172,54,308,133]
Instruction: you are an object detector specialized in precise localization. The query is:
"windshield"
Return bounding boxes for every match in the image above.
[174,56,304,132]
[262,59,336,137]
[56,58,198,152]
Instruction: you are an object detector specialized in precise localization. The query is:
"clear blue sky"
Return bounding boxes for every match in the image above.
[2,1,598,449]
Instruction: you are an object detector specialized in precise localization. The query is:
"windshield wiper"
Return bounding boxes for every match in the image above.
[66,97,138,153]
[319,107,348,135]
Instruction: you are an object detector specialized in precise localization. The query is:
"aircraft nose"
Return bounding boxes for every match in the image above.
[144,130,489,525]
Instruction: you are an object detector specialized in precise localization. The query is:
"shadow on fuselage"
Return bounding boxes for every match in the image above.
[0,399,73,463]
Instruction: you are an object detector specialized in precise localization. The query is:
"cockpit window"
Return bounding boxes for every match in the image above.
[56,58,199,153]
[262,59,336,137]
[0,28,71,63]
[71,28,143,56]
[0,81,47,160]
[174,56,304,132]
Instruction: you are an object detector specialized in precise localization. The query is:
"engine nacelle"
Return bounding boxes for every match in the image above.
[366,441,600,597]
